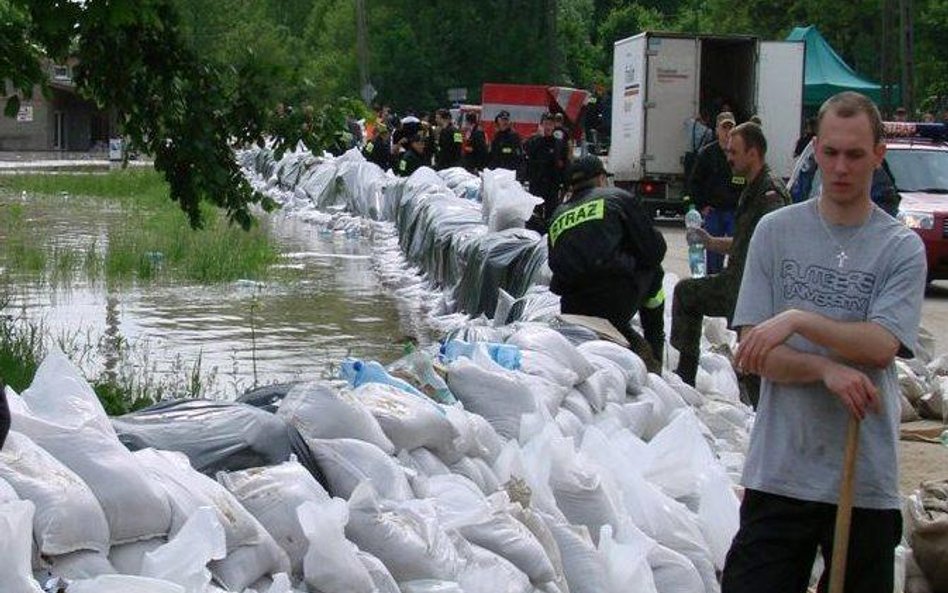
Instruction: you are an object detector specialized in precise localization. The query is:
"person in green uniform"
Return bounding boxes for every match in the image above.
[671,122,790,391]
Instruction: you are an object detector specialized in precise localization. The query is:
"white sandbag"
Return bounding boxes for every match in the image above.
[277,381,395,454]
[140,507,226,593]
[459,498,557,584]
[481,168,542,232]
[11,350,173,544]
[581,426,717,592]
[618,401,655,439]
[447,455,494,494]
[647,544,705,593]
[359,551,401,593]
[346,482,461,582]
[296,499,375,593]
[0,476,16,502]
[209,536,291,593]
[507,326,596,383]
[399,581,464,593]
[308,437,413,501]
[548,438,623,546]
[519,350,580,387]
[697,352,740,402]
[697,465,740,570]
[581,352,632,387]
[542,514,607,593]
[355,383,459,458]
[643,410,718,503]
[661,371,704,407]
[599,526,658,593]
[0,431,110,555]
[555,408,584,439]
[109,538,165,576]
[468,412,505,463]
[447,357,537,440]
[0,500,43,593]
[577,340,647,394]
[458,544,533,593]
[418,472,492,530]
[444,406,477,458]
[510,504,569,593]
[406,447,452,477]
[561,390,594,425]
[577,366,626,412]
[134,448,261,550]
[526,375,572,416]
[218,461,331,577]
[67,575,184,593]
[44,549,116,579]
[646,373,687,417]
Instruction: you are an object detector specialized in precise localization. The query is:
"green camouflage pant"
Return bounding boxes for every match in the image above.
[670,274,737,363]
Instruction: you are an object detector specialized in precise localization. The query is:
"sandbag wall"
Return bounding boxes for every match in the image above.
[241,147,549,320]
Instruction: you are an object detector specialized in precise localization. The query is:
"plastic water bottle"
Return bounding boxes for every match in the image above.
[685,201,706,279]
[339,358,425,397]
[440,339,522,371]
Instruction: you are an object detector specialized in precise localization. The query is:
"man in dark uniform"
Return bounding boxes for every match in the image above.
[687,111,745,274]
[395,133,427,177]
[524,112,567,232]
[435,109,463,170]
[548,155,667,372]
[462,112,489,173]
[362,124,392,170]
[671,122,790,389]
[488,110,523,172]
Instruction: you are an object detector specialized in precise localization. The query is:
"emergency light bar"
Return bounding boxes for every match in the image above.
[883,121,947,141]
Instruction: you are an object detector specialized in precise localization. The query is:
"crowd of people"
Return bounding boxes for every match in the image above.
[362,104,583,232]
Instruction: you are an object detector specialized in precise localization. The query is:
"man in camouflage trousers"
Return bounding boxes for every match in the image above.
[671,122,790,394]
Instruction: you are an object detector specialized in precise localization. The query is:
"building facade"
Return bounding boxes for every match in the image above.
[0,61,114,152]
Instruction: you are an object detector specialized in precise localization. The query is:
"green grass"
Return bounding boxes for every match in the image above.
[0,168,283,284]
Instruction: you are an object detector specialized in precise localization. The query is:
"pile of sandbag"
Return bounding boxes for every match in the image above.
[897,355,948,424]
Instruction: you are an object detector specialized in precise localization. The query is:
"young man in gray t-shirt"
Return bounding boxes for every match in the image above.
[721,93,928,593]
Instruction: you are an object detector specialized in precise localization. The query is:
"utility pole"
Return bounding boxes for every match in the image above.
[881,0,890,113]
[355,0,373,104]
[899,0,915,114]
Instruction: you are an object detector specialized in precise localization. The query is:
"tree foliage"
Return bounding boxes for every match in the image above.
[3,0,946,228]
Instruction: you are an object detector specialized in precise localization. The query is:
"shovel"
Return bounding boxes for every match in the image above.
[828,415,861,593]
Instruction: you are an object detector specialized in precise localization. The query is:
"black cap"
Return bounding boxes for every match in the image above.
[495,110,511,122]
[567,155,612,186]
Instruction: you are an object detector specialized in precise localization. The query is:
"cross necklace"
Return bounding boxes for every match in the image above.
[814,199,876,268]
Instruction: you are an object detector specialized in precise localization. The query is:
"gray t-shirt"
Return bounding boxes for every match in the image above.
[734,199,927,509]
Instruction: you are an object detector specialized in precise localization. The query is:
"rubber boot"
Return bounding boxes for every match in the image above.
[675,352,699,387]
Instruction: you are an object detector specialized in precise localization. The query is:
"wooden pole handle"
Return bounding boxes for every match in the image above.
[829,415,861,593]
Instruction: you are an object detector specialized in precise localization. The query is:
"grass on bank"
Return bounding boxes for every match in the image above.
[0,298,217,416]
[0,168,283,284]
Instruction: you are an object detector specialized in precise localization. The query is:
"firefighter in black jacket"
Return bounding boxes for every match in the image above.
[488,110,523,172]
[395,133,426,177]
[462,112,489,173]
[524,112,567,231]
[548,155,667,372]
[362,124,392,170]
[435,109,463,170]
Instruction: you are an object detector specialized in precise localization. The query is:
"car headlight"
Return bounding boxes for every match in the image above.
[898,210,934,230]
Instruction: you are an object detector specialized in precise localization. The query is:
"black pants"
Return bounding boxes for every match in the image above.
[722,489,902,593]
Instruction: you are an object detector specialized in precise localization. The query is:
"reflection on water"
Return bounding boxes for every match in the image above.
[0,191,421,398]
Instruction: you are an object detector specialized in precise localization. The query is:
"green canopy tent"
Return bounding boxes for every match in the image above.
[786,25,883,106]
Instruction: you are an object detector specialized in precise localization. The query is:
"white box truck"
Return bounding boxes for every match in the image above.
[609,32,804,214]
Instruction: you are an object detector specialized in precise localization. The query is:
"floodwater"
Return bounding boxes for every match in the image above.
[0,188,423,399]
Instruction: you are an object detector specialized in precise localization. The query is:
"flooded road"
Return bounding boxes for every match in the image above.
[0,190,422,398]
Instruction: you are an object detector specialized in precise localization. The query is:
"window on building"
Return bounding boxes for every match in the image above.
[52,65,71,81]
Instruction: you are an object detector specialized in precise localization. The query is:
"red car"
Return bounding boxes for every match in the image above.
[788,122,948,281]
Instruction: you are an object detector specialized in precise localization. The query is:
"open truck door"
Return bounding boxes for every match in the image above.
[610,34,648,182]
[642,35,699,176]
[756,41,805,178]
